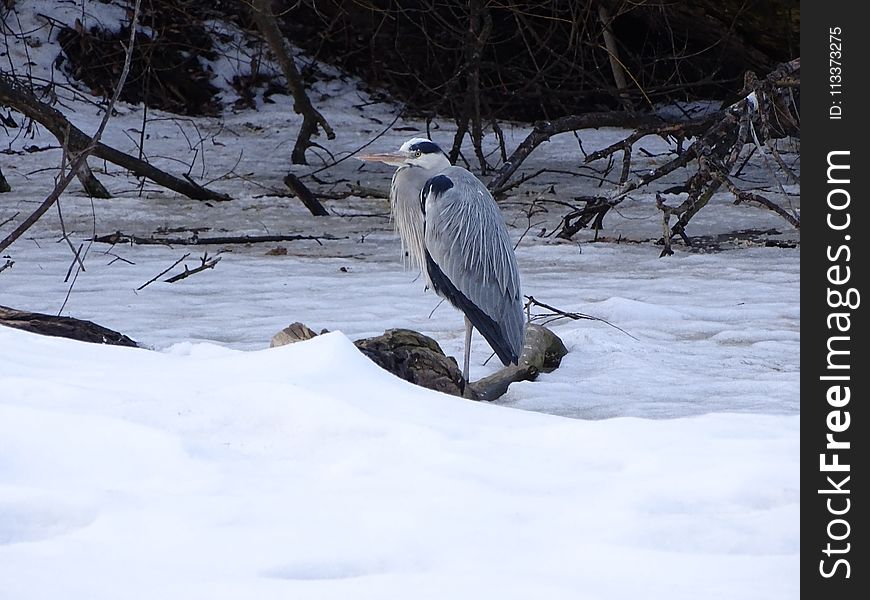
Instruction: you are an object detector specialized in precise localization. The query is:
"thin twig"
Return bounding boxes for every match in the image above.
[137,253,190,290]
[525,295,638,341]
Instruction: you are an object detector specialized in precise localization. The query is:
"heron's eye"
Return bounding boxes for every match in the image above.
[414,150,422,158]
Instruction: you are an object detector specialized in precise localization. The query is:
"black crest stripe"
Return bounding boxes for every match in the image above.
[408,140,443,155]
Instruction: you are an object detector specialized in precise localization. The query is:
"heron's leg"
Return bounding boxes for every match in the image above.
[463,316,473,382]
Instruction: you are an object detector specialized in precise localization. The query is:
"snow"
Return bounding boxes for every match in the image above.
[1,2,799,598]
[1,326,798,600]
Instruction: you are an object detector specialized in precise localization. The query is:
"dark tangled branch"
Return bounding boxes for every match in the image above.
[555,58,801,246]
[487,112,669,194]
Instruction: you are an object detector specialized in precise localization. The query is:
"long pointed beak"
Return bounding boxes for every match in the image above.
[356,151,408,167]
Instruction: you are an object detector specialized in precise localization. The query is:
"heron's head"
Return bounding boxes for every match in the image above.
[357,138,449,170]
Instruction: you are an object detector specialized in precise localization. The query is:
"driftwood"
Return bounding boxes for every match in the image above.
[467,324,567,401]
[0,305,138,347]
[355,328,468,397]
[0,76,230,203]
[93,231,342,246]
[272,322,568,401]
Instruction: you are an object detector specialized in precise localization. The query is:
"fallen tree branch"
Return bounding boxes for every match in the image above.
[283,173,329,216]
[93,231,343,246]
[164,252,221,283]
[553,196,612,240]
[137,253,190,290]
[466,323,568,401]
[714,171,801,228]
[487,111,676,194]
[555,59,801,244]
[0,211,18,229]
[524,295,638,340]
[0,79,230,205]
[0,165,10,192]
[272,322,568,401]
[75,160,111,198]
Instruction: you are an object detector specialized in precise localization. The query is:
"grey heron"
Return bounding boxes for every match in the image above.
[358,138,524,382]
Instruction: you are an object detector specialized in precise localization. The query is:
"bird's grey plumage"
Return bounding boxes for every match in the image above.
[389,161,430,274]
[422,166,524,365]
[357,138,524,380]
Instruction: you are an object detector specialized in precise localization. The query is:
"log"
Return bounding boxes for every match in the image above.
[92,231,341,246]
[0,305,138,347]
[467,324,568,401]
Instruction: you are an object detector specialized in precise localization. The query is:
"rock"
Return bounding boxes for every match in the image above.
[270,322,319,347]
[354,328,468,398]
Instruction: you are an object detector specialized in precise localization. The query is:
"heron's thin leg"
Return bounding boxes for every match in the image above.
[463,316,473,382]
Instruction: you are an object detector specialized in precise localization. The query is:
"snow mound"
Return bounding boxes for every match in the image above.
[0,326,798,599]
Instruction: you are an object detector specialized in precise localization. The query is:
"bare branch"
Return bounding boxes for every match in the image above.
[0,80,231,207]
[283,173,329,216]
[164,252,222,283]
[0,0,144,254]
[487,112,673,193]
[249,0,335,165]
[93,231,343,246]
[138,253,190,290]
